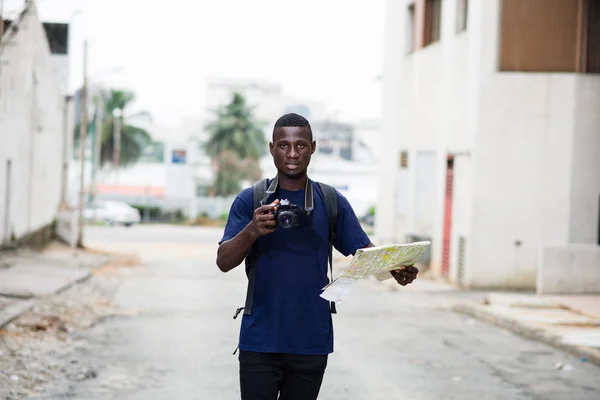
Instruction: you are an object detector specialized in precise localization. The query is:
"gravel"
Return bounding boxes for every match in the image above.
[0,276,122,400]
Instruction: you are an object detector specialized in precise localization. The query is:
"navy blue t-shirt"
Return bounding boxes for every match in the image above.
[220,180,371,355]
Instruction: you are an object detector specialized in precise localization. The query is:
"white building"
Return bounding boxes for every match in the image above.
[0,3,66,245]
[377,0,600,290]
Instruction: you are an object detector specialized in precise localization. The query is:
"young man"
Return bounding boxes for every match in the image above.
[217,113,418,400]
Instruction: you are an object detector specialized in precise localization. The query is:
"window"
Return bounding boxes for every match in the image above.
[499,0,599,73]
[585,0,600,73]
[423,0,442,46]
[456,0,468,33]
[406,3,416,54]
[399,150,409,169]
[43,23,69,55]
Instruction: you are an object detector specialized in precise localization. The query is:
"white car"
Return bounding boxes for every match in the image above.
[84,201,141,226]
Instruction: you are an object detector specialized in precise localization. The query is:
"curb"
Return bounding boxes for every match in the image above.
[0,299,35,330]
[0,257,110,330]
[453,303,600,367]
[0,272,92,330]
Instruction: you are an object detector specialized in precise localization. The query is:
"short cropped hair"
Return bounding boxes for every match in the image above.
[272,113,313,142]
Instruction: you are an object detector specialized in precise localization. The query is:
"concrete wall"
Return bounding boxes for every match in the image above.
[569,77,600,245]
[0,4,64,244]
[537,245,600,294]
[379,0,600,289]
[467,0,600,289]
[377,0,472,274]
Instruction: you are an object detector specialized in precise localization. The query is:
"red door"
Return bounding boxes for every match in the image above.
[441,156,454,278]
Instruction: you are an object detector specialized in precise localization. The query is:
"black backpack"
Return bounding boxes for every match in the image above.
[232,178,339,320]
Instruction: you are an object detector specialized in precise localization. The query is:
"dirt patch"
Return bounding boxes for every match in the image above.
[92,255,144,276]
[0,277,126,399]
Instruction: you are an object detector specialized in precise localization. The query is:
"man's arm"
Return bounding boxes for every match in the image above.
[216,200,279,273]
[216,225,259,273]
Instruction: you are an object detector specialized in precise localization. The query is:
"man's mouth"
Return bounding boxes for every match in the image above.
[285,163,300,170]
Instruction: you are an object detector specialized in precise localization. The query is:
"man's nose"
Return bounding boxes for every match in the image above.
[288,146,299,158]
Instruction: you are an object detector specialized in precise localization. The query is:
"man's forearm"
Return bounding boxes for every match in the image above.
[216,224,258,272]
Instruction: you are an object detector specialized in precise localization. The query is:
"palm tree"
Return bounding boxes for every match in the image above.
[203,92,267,196]
[75,89,153,167]
[204,92,267,160]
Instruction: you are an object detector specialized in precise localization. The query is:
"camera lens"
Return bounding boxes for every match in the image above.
[278,211,294,229]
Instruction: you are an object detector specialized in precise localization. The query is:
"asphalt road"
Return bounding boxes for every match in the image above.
[32,224,600,400]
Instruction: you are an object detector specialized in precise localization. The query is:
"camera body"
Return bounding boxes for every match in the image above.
[274,199,305,229]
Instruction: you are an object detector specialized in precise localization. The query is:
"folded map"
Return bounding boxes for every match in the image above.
[320,241,431,303]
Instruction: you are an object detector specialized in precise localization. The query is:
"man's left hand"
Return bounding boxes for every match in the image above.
[391,265,419,286]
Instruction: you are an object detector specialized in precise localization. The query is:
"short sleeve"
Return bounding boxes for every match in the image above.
[333,192,371,256]
[219,191,253,245]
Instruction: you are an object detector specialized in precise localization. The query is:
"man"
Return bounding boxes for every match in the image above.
[217,113,418,400]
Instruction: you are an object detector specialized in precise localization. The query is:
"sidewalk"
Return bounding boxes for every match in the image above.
[348,254,600,367]
[0,242,114,329]
[454,292,600,367]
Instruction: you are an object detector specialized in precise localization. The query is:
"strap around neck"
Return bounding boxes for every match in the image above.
[262,175,314,215]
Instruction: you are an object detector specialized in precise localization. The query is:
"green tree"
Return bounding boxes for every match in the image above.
[203,92,267,196]
[75,89,153,167]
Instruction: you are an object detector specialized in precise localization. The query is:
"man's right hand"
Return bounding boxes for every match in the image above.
[249,199,279,238]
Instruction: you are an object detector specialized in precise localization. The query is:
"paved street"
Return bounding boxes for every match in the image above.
[31,225,600,400]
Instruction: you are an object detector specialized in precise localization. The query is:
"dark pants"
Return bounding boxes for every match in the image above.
[239,350,328,400]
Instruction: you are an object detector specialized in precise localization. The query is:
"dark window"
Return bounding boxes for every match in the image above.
[423,0,442,46]
[456,0,468,33]
[400,151,409,169]
[586,0,600,73]
[43,23,69,55]
[407,3,416,54]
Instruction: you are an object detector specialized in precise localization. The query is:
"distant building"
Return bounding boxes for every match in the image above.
[378,0,600,290]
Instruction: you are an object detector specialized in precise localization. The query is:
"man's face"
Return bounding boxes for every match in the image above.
[270,126,316,179]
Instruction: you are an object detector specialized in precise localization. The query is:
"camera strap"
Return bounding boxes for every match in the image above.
[234,177,338,319]
[259,175,314,215]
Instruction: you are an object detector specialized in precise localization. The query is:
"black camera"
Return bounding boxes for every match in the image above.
[274,199,306,229]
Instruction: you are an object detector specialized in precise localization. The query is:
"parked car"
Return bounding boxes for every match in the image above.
[84,201,141,226]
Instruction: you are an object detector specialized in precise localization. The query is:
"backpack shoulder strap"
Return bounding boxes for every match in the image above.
[317,182,338,314]
[234,179,269,319]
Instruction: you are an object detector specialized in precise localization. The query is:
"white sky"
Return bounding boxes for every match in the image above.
[4,0,385,136]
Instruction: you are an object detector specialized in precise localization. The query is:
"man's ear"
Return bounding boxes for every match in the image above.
[269,142,274,156]
[311,141,316,155]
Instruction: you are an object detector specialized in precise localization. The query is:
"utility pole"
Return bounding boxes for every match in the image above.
[60,95,73,208]
[76,40,88,248]
[91,94,103,205]
[112,108,122,183]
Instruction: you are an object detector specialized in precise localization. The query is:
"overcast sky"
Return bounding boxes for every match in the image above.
[4,0,385,135]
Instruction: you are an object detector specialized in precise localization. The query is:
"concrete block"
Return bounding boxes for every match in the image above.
[537,244,600,295]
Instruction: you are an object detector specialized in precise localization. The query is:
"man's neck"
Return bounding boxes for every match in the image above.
[277,172,307,191]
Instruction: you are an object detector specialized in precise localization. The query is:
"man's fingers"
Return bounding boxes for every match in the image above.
[403,265,419,274]
[256,213,276,221]
[391,269,415,278]
[392,266,419,275]
[394,275,414,286]
[256,204,277,214]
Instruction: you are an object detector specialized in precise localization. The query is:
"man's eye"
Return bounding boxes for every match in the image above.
[279,144,288,149]
[298,144,305,148]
